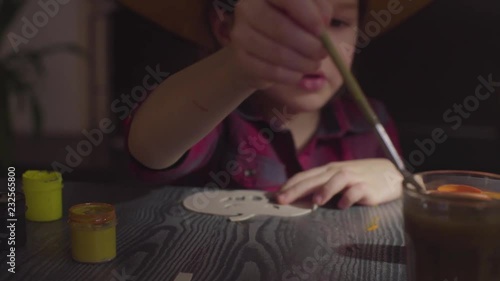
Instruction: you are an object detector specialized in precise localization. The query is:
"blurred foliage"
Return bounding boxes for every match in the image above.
[0,0,85,168]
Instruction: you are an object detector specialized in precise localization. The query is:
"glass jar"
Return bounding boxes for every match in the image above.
[404,170,500,281]
[68,203,117,263]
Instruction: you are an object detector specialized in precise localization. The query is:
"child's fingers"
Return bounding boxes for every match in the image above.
[233,24,321,74]
[235,49,303,86]
[337,183,368,209]
[245,0,326,60]
[281,166,330,191]
[277,173,332,204]
[359,182,402,206]
[267,0,326,36]
[313,170,355,205]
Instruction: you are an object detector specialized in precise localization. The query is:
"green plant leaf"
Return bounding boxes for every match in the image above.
[1,67,41,139]
[6,43,87,61]
[19,52,45,76]
[26,89,43,137]
[0,75,13,167]
[0,0,26,41]
[0,3,86,162]
[2,66,31,96]
[5,43,86,76]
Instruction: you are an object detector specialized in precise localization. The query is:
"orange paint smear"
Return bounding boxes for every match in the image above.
[432,184,500,200]
[437,184,482,193]
[366,216,380,232]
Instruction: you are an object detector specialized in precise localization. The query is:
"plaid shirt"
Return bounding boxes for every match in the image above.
[124,96,400,192]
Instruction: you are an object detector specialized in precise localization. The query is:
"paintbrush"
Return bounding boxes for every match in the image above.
[319,32,426,193]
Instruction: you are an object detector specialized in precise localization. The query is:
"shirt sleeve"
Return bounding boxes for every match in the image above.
[122,96,223,184]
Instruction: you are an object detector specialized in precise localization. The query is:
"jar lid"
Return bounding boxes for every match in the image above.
[68,203,116,225]
[23,170,62,181]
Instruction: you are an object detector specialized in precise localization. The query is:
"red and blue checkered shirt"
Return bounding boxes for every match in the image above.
[124,95,400,192]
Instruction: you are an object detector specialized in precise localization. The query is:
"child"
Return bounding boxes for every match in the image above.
[121,0,430,209]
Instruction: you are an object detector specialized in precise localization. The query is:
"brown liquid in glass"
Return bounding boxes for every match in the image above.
[404,193,500,281]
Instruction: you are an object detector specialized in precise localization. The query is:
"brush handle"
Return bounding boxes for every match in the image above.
[319,33,425,191]
[319,35,381,127]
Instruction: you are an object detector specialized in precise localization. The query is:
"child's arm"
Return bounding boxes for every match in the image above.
[128,48,254,170]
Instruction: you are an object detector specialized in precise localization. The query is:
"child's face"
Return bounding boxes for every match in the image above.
[215,0,360,114]
[263,0,360,114]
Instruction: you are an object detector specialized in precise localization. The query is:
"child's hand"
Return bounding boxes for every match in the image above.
[276,159,403,209]
[229,0,332,89]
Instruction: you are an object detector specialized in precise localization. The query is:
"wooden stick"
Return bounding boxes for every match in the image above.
[173,272,193,281]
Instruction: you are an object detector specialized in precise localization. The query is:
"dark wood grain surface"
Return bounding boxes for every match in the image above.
[0,182,407,281]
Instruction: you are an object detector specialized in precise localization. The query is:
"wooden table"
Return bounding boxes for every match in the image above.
[0,182,407,281]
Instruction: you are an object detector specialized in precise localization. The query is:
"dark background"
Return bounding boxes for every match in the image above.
[356,0,500,174]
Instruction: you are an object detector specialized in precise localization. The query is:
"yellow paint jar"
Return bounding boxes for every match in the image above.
[68,203,117,263]
[22,170,63,222]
